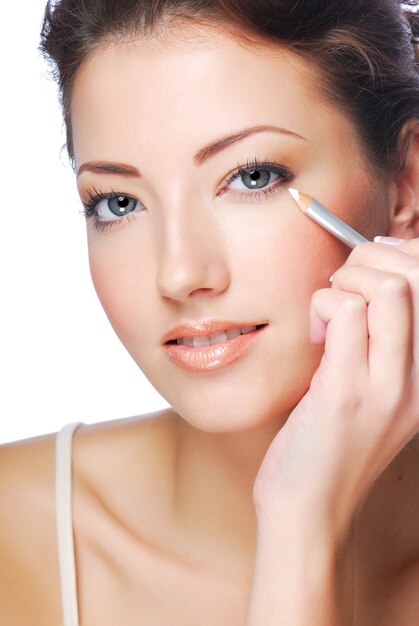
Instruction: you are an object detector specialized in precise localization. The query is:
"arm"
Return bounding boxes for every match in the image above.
[244,238,419,625]
[244,514,357,626]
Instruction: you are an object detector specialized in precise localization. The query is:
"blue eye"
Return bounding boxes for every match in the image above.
[231,168,272,190]
[80,158,294,232]
[221,158,294,201]
[99,195,138,219]
[81,190,139,232]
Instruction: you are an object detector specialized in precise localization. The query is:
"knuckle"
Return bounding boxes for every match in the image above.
[347,241,377,265]
[312,287,331,299]
[348,241,375,262]
[310,287,329,307]
[377,275,410,298]
[339,294,366,316]
[407,264,419,285]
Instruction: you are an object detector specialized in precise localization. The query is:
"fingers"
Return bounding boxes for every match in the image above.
[330,266,413,395]
[339,240,419,370]
[310,238,418,414]
[310,287,369,384]
[373,237,419,255]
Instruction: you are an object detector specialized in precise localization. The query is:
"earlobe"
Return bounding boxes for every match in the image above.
[387,121,419,239]
[387,181,418,238]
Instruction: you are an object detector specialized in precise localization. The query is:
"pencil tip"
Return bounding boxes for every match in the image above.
[288,187,299,202]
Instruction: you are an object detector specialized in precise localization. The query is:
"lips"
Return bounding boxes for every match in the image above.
[163,323,268,372]
[170,325,268,346]
[161,320,268,344]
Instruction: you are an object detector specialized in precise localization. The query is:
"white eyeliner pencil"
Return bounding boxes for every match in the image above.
[288,187,369,249]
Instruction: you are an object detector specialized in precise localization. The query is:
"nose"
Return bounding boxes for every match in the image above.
[155,204,230,303]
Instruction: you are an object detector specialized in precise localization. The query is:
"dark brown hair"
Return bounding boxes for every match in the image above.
[40,0,419,181]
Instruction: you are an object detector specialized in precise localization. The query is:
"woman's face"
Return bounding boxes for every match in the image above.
[71,25,388,432]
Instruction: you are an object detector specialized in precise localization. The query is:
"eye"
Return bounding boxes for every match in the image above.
[96,195,138,221]
[81,189,140,232]
[80,157,293,232]
[219,158,294,201]
[229,168,273,190]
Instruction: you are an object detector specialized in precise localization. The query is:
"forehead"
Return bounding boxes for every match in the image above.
[71,25,357,167]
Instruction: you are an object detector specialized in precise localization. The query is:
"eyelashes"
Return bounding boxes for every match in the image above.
[80,189,139,232]
[80,156,294,233]
[220,157,293,203]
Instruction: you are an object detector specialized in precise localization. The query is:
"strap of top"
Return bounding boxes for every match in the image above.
[55,422,84,626]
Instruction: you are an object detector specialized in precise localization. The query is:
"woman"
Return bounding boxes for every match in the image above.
[1,0,419,624]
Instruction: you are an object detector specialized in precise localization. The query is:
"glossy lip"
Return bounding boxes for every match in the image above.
[161,319,268,344]
[163,324,267,372]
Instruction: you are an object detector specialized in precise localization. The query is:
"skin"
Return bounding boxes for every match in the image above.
[71,22,419,606]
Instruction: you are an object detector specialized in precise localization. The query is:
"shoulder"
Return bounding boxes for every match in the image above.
[0,429,61,623]
[0,407,178,534]
[70,409,180,545]
[0,409,178,624]
[73,408,179,465]
[72,409,179,503]
[0,428,59,558]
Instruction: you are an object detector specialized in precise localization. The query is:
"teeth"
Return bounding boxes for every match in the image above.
[192,336,211,347]
[210,331,228,345]
[226,328,241,340]
[176,325,259,346]
[240,325,256,334]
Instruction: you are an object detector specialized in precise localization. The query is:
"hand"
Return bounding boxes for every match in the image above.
[253,237,419,541]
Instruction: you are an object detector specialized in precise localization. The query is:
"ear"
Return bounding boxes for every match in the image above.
[387,119,419,239]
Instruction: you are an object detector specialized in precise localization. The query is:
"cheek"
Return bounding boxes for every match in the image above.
[89,253,117,316]
[261,218,348,307]
[323,170,386,239]
[87,238,154,343]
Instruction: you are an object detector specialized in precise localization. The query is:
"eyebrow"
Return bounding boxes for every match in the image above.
[194,124,307,166]
[77,161,140,177]
[76,124,307,177]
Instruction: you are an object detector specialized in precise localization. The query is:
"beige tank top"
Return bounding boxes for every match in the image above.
[55,422,84,626]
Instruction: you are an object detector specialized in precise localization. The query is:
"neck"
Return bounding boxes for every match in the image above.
[172,411,290,579]
[172,413,419,585]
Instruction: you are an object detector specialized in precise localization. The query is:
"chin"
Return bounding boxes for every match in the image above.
[132,340,319,433]
[163,390,302,434]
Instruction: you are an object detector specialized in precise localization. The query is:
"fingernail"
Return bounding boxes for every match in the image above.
[373,236,406,245]
[329,273,335,282]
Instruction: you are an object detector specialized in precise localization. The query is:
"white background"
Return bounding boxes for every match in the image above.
[0,1,169,445]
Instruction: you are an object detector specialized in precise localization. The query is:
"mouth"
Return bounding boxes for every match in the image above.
[163,323,268,372]
[165,323,268,346]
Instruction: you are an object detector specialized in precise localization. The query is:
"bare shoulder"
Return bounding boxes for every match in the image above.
[0,429,61,623]
[73,407,179,470]
[72,409,180,509]
[0,409,179,624]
